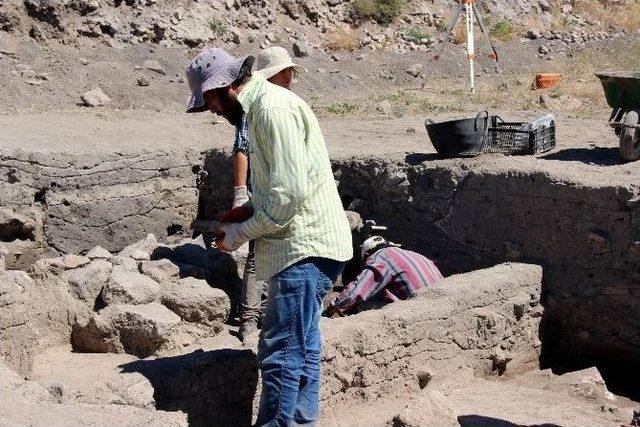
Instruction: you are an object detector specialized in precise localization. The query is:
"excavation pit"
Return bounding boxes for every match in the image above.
[0,111,639,425]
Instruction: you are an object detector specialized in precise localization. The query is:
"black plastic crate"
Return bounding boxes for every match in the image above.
[483,115,556,155]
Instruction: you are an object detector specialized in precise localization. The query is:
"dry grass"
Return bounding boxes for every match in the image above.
[574,0,640,32]
[352,0,406,25]
[451,22,466,45]
[490,20,517,42]
[325,27,361,52]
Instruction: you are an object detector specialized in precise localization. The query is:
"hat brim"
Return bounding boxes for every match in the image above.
[256,63,306,80]
[185,55,255,114]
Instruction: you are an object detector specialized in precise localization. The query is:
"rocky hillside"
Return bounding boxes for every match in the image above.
[1,0,636,53]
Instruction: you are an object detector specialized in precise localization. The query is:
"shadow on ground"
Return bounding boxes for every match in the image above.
[458,415,561,427]
[120,348,258,427]
[151,243,242,318]
[405,153,442,165]
[540,147,622,166]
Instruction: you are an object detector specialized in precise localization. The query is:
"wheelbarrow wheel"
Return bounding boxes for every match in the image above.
[619,110,640,162]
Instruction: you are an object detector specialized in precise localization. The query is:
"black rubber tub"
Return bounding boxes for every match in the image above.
[425,111,488,157]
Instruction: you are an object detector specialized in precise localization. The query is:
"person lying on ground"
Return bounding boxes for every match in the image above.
[231,46,307,342]
[185,47,351,426]
[323,236,444,317]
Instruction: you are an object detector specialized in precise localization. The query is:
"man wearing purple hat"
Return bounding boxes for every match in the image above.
[186,48,352,426]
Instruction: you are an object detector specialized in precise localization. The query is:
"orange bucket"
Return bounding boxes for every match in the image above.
[535,73,561,89]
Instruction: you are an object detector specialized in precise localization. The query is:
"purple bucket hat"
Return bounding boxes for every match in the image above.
[185,48,254,113]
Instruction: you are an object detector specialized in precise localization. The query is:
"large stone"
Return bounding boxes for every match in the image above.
[139,259,180,283]
[86,246,112,260]
[61,254,91,269]
[80,88,111,107]
[392,390,458,427]
[554,367,615,401]
[67,260,112,302]
[118,234,159,259]
[161,277,230,327]
[101,269,161,305]
[72,303,181,357]
[292,39,310,57]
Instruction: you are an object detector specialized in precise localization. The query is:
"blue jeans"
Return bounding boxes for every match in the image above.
[256,257,344,427]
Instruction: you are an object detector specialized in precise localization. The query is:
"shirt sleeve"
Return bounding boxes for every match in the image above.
[330,259,391,315]
[239,108,307,239]
[233,115,250,155]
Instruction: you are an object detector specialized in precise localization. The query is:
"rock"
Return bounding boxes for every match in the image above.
[86,246,112,260]
[555,367,615,401]
[80,88,111,107]
[490,346,513,373]
[527,29,541,40]
[110,256,138,272]
[392,390,458,427]
[538,0,552,12]
[26,79,43,86]
[72,303,181,357]
[292,39,310,57]
[29,24,48,42]
[101,270,161,305]
[142,59,166,75]
[137,76,150,87]
[229,29,242,45]
[631,407,640,426]
[139,259,180,283]
[118,234,159,259]
[539,45,550,54]
[62,254,91,270]
[330,53,340,61]
[376,100,394,116]
[161,277,230,327]
[405,63,422,78]
[265,32,277,43]
[67,260,112,302]
[130,250,151,261]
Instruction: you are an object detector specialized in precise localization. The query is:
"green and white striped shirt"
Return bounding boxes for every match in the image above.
[237,74,352,280]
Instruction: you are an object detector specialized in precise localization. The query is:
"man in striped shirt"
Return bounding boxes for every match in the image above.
[185,48,352,426]
[325,236,444,317]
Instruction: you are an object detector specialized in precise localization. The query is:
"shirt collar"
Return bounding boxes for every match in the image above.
[238,74,265,116]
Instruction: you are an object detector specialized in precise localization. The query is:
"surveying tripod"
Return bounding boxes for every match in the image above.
[426,0,500,93]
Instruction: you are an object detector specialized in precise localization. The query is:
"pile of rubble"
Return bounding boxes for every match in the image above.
[0,232,240,375]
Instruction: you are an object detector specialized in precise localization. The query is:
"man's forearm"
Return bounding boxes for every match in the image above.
[233,152,249,187]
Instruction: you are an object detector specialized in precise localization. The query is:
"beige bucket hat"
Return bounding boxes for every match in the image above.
[255,46,306,80]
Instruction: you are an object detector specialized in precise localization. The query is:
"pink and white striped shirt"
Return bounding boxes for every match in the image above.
[329,247,444,315]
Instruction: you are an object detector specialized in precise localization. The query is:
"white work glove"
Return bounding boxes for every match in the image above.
[215,222,250,252]
[232,186,250,209]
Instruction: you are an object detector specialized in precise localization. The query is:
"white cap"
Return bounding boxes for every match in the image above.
[360,235,400,259]
[255,46,306,80]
